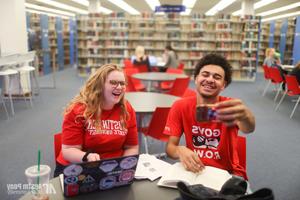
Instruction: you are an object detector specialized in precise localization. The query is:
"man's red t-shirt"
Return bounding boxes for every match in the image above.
[164,96,247,179]
[57,101,138,165]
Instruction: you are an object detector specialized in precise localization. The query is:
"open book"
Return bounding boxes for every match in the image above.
[157,162,232,191]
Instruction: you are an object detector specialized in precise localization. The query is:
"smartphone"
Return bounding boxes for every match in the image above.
[196,104,217,122]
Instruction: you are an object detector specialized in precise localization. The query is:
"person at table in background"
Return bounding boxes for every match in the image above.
[164,54,255,180]
[263,48,281,67]
[133,45,151,72]
[54,64,139,177]
[162,45,179,72]
[289,61,300,84]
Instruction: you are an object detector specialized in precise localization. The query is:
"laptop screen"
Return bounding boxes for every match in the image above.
[61,155,139,197]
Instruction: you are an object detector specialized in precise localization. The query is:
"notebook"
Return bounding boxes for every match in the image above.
[59,155,139,197]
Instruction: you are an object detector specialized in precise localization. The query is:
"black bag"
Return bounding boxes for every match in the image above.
[177,177,274,200]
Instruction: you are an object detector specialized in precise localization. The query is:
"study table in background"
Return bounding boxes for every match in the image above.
[131,72,188,91]
[20,177,179,200]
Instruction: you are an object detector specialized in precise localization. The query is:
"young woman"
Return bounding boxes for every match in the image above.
[54,64,139,177]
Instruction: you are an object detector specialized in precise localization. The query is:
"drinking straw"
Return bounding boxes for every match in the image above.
[37,149,41,187]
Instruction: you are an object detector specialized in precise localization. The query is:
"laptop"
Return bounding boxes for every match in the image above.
[60,154,139,197]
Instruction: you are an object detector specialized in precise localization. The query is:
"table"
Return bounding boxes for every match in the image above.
[281,65,294,72]
[125,92,180,150]
[125,92,180,114]
[131,72,188,91]
[20,177,179,200]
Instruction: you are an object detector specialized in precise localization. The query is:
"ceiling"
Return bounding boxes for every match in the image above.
[25,0,300,20]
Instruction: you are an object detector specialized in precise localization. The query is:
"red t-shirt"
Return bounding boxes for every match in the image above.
[164,96,247,179]
[57,101,138,166]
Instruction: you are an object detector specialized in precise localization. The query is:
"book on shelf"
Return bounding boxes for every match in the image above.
[157,162,232,191]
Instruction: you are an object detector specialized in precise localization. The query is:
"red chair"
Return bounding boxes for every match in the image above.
[140,107,171,155]
[124,68,145,91]
[54,133,62,160]
[182,88,196,98]
[237,136,246,171]
[262,65,272,96]
[160,68,184,90]
[166,77,190,97]
[268,67,285,102]
[123,59,133,68]
[275,75,300,118]
[177,62,185,70]
[133,64,148,73]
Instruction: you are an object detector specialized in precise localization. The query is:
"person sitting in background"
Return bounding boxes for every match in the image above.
[54,64,139,177]
[289,61,300,84]
[263,48,276,67]
[163,45,179,71]
[133,45,151,71]
[164,54,255,180]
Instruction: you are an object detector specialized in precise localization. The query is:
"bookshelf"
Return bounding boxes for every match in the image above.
[76,13,262,81]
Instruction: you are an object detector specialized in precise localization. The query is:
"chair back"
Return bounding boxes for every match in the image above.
[237,136,246,171]
[145,107,171,142]
[123,59,133,68]
[167,77,190,97]
[166,68,183,74]
[285,75,300,95]
[133,64,148,73]
[125,75,137,92]
[54,133,62,159]
[269,67,284,84]
[262,65,271,80]
[182,88,196,98]
[177,62,185,70]
[123,68,145,91]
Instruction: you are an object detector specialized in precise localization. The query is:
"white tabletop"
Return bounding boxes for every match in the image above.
[125,92,180,113]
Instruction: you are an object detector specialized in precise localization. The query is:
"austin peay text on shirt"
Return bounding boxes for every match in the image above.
[192,125,221,160]
[86,119,128,136]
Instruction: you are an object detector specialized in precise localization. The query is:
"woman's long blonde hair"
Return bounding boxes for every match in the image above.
[64,64,128,129]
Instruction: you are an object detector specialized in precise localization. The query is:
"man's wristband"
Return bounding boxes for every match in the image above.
[82,150,93,162]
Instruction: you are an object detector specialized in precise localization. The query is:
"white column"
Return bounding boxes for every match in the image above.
[241,0,254,16]
[0,0,28,54]
[88,0,101,13]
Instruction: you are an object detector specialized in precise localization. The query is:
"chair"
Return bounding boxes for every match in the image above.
[177,62,185,70]
[237,136,246,171]
[123,59,133,68]
[160,68,184,90]
[133,64,148,73]
[140,107,170,155]
[54,133,62,160]
[275,75,300,118]
[262,65,272,96]
[182,88,196,98]
[0,88,9,119]
[268,67,285,102]
[124,68,145,91]
[166,77,190,97]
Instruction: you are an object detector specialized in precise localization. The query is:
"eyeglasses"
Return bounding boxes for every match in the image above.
[109,80,127,87]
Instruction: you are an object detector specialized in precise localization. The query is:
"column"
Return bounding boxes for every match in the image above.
[241,0,254,17]
[0,0,28,54]
[88,0,101,13]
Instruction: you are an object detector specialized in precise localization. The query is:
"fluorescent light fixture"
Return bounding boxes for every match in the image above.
[232,0,278,16]
[181,0,197,15]
[99,6,113,14]
[206,0,237,16]
[26,8,71,19]
[257,2,300,17]
[25,3,75,17]
[70,0,89,7]
[262,10,300,22]
[107,0,140,15]
[35,0,88,14]
[145,0,160,11]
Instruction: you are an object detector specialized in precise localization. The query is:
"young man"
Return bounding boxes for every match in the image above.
[164,54,255,179]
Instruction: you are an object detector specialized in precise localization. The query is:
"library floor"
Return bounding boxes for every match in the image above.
[0,67,300,200]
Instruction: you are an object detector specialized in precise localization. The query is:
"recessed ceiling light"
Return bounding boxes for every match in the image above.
[232,0,278,16]
[257,2,300,17]
[34,0,88,14]
[25,3,75,17]
[107,0,140,15]
[181,0,197,15]
[262,10,300,22]
[144,0,160,11]
[206,0,237,16]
